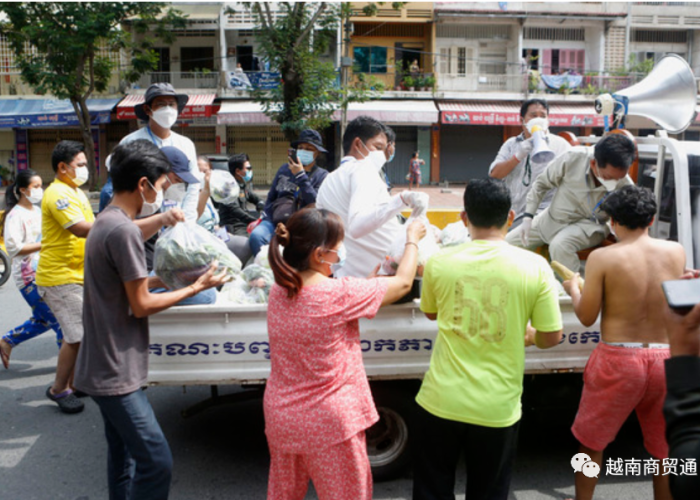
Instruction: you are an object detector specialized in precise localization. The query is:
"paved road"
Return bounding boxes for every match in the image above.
[0,282,657,500]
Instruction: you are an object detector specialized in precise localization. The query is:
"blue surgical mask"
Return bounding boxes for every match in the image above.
[296,150,315,166]
[322,243,346,275]
[243,170,253,182]
[388,152,396,163]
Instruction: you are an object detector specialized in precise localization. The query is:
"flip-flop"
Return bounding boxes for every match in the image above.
[46,387,84,414]
[0,346,9,370]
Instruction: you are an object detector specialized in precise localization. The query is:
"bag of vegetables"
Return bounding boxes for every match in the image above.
[209,170,240,204]
[154,222,242,290]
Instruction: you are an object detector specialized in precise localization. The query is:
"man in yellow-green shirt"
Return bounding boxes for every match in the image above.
[413,178,563,500]
[36,140,94,414]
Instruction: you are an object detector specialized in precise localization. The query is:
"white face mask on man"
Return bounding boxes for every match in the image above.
[164,180,187,203]
[359,141,387,171]
[72,166,90,187]
[593,164,619,192]
[151,106,179,130]
[139,180,164,217]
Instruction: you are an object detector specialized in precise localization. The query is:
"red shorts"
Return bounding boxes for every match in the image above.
[571,342,670,459]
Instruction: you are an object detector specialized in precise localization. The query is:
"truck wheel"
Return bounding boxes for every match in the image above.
[367,383,417,481]
[0,249,10,288]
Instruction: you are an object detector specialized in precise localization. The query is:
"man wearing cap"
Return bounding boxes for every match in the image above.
[120,83,200,222]
[249,129,329,255]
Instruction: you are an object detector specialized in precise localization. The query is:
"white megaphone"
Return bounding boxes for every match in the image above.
[595,54,697,134]
[529,119,556,163]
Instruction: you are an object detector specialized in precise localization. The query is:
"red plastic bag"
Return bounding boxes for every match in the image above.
[247,217,262,234]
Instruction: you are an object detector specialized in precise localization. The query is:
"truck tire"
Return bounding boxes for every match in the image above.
[0,249,10,288]
[368,382,418,481]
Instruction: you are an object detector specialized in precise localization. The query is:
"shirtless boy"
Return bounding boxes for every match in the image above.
[563,185,685,500]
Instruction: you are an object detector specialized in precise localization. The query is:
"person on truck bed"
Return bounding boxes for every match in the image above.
[489,98,571,229]
[74,139,228,500]
[506,133,635,274]
[264,208,425,500]
[562,185,685,500]
[412,178,563,500]
[316,115,428,278]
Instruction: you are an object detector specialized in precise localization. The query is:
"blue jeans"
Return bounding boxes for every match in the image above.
[148,271,216,305]
[92,389,172,500]
[249,219,275,256]
[2,282,63,348]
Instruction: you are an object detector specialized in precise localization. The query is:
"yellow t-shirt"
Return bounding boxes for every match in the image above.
[36,178,95,287]
[417,240,562,428]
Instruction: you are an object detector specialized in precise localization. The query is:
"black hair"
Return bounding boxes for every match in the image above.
[601,185,657,230]
[342,115,387,155]
[384,125,396,144]
[520,98,549,118]
[109,140,172,193]
[412,151,419,158]
[51,140,85,173]
[228,153,250,175]
[463,178,511,228]
[0,169,40,234]
[269,208,345,299]
[594,134,636,170]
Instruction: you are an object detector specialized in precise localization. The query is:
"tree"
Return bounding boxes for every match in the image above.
[0,2,187,189]
[242,2,397,141]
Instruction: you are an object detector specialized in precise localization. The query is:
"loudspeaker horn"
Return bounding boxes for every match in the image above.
[595,54,697,134]
[531,129,555,163]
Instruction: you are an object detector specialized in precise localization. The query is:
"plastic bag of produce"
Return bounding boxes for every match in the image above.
[381,216,441,277]
[154,222,242,290]
[209,170,240,205]
[220,264,274,304]
[439,221,470,247]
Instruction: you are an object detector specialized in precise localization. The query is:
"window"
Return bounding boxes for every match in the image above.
[457,48,466,76]
[181,46,214,72]
[153,48,170,73]
[353,46,387,74]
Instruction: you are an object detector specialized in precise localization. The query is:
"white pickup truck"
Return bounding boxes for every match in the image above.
[147,132,696,479]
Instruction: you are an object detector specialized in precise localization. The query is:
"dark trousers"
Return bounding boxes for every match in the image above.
[412,404,520,500]
[92,389,173,500]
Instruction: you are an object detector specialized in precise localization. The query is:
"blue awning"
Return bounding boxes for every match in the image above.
[0,98,120,129]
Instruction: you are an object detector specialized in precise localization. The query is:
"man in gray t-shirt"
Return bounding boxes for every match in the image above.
[489,98,571,228]
[74,140,228,500]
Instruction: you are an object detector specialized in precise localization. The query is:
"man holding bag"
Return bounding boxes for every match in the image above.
[249,129,329,256]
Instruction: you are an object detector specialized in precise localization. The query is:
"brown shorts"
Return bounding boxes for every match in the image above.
[38,284,84,344]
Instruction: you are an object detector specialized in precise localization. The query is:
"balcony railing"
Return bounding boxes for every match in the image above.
[132,71,220,90]
[348,70,436,92]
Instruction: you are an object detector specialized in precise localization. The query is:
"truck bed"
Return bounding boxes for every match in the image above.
[147,297,598,386]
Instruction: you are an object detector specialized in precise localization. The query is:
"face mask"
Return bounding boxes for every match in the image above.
[296,150,315,166]
[165,181,187,203]
[359,141,387,171]
[72,166,89,186]
[610,222,618,239]
[243,170,253,182]
[594,165,619,192]
[26,187,43,204]
[322,243,346,275]
[151,106,179,129]
[139,180,164,217]
[388,151,396,163]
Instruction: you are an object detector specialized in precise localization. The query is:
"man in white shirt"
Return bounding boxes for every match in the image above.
[317,116,428,278]
[119,83,200,222]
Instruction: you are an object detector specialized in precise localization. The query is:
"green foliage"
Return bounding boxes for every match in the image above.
[403,75,415,88]
[0,2,187,188]
[627,54,655,76]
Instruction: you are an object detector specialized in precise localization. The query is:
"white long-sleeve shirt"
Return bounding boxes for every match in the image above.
[119,126,200,222]
[317,156,405,278]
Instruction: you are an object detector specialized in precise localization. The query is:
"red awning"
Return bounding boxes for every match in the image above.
[439,101,606,127]
[116,94,216,120]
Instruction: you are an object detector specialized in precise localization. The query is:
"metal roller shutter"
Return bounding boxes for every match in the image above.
[173,126,217,158]
[28,129,83,183]
[384,126,418,186]
[226,125,288,185]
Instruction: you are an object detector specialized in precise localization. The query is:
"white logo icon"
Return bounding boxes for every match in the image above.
[582,461,600,478]
[571,453,592,473]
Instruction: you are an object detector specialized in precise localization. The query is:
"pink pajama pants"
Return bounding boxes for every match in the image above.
[267,431,372,500]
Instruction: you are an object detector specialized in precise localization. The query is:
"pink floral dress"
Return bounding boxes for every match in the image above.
[264,277,389,453]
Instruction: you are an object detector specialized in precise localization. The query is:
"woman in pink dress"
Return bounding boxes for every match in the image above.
[408,151,425,191]
[265,208,425,500]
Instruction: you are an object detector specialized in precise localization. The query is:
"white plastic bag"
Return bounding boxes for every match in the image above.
[209,170,240,205]
[219,264,274,304]
[154,222,242,290]
[381,216,441,277]
[439,221,470,247]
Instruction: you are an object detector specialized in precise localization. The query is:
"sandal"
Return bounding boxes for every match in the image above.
[0,340,11,369]
[46,387,84,414]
